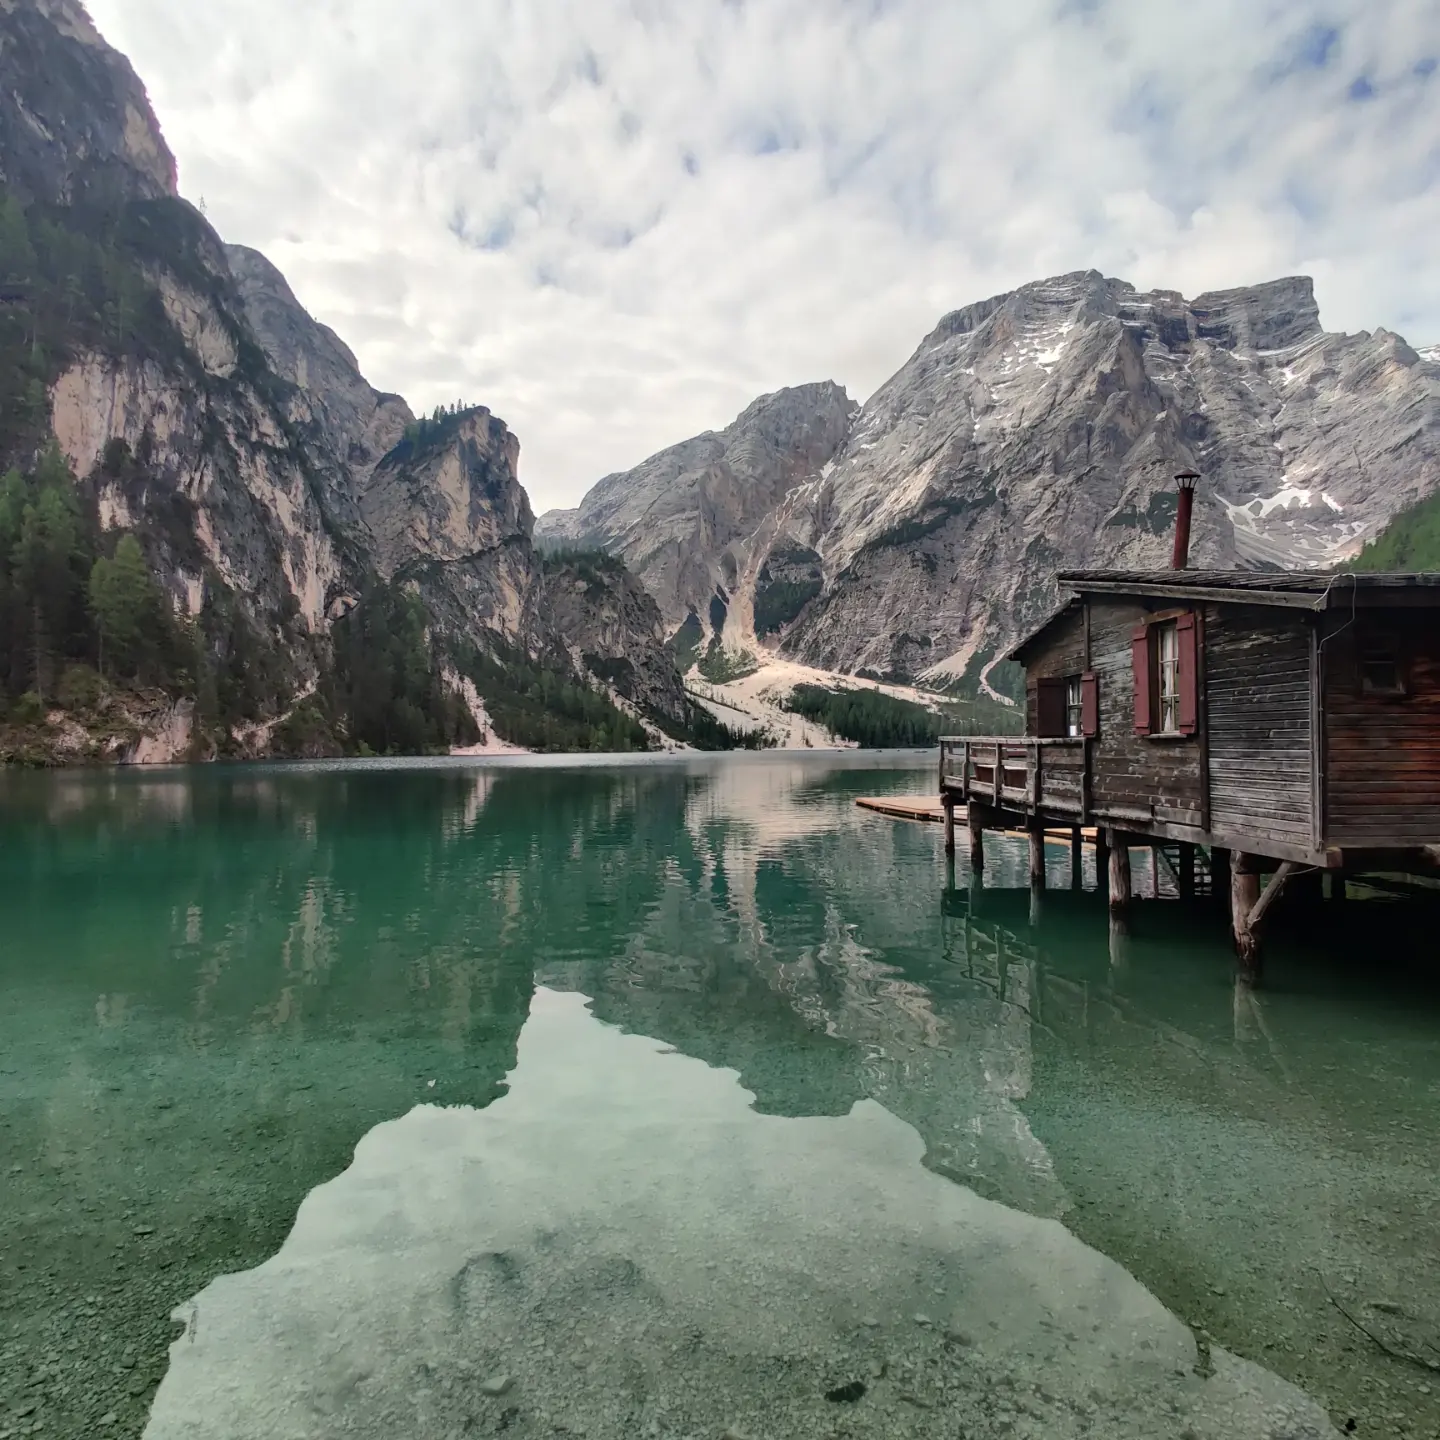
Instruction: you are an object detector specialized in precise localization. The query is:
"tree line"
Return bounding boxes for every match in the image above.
[0,442,191,713]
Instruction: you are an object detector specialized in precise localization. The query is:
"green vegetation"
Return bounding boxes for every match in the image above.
[785,684,943,748]
[323,580,477,756]
[1106,490,1178,535]
[540,546,627,600]
[752,542,823,636]
[1348,492,1440,572]
[0,443,191,705]
[650,698,775,752]
[0,188,175,454]
[671,611,704,672]
[784,683,1022,749]
[457,639,650,753]
[697,642,759,684]
[393,402,487,460]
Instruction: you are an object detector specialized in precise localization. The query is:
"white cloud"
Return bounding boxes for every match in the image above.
[84,0,1440,512]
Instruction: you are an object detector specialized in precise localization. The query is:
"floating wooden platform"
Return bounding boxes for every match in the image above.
[856,796,945,823]
[856,797,1097,844]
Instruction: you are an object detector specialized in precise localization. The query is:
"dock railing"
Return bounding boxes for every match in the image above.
[939,736,1088,818]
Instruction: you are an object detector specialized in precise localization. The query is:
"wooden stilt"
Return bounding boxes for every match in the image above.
[1232,851,1262,979]
[1210,847,1231,906]
[1148,846,1160,898]
[1070,825,1084,891]
[1328,871,1346,902]
[1095,828,1110,898]
[1028,821,1046,891]
[943,798,956,857]
[1178,843,1196,900]
[1107,829,1131,912]
[967,805,986,873]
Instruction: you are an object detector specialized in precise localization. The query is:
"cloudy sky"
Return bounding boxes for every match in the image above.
[85,0,1440,514]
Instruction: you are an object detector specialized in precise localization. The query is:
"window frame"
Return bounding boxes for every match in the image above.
[1065,674,1084,737]
[1132,608,1199,741]
[1359,629,1407,699]
[1155,620,1181,736]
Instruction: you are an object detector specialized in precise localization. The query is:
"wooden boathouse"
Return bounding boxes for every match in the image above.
[941,564,1440,975]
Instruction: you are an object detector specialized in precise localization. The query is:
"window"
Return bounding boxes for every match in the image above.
[1034,673,1099,737]
[1156,621,1180,733]
[1132,613,1199,737]
[1360,632,1405,696]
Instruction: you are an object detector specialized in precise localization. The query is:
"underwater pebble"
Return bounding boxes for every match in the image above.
[480,1375,513,1397]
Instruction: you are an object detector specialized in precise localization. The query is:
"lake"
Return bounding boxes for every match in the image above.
[1,753,1437,1439]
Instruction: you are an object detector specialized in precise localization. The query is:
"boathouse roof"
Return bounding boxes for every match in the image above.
[1008,569,1440,661]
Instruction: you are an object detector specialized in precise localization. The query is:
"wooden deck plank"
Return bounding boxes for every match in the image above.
[856,797,1099,843]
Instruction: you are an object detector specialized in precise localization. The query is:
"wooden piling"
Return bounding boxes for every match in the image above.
[1211,846,1231,906]
[1107,829,1131,911]
[1178,843,1196,900]
[1095,828,1110,898]
[1028,821,1046,891]
[1070,825,1084,891]
[1328,871,1346,902]
[1232,851,1262,978]
[943,798,956,857]
[967,805,986,872]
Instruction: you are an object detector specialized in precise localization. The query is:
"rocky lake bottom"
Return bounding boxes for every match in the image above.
[1,754,1438,1439]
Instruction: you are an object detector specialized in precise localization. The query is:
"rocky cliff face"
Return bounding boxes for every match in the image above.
[537,553,690,726]
[0,0,175,204]
[784,271,1437,687]
[2,0,696,759]
[553,271,1438,693]
[536,382,856,638]
[224,244,413,516]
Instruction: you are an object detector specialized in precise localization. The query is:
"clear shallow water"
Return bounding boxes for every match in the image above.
[0,755,1436,1439]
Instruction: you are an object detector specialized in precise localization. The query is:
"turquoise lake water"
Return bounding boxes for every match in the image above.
[2,754,1438,1438]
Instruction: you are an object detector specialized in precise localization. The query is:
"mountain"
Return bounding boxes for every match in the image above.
[535,382,856,640]
[549,272,1438,694]
[0,0,712,761]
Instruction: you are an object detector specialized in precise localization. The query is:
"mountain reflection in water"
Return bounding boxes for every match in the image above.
[146,987,1333,1440]
[2,756,1435,1438]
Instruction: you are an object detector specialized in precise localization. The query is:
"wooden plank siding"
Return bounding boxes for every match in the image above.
[1323,611,1440,846]
[1089,601,1205,828]
[966,575,1440,868]
[1205,605,1314,848]
[1022,601,1205,829]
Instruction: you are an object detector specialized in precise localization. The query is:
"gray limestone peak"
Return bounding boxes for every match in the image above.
[554,271,1438,692]
[226,243,414,502]
[0,0,177,203]
[777,270,1437,686]
[535,380,856,632]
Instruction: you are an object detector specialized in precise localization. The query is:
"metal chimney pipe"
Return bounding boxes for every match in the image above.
[1172,470,1200,570]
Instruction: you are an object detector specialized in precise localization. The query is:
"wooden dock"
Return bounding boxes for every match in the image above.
[856,796,946,823]
[857,797,1097,846]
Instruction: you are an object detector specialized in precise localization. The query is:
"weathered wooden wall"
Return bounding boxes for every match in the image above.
[1024,600,1205,828]
[1205,605,1314,848]
[1024,609,1085,735]
[1323,611,1440,847]
[1090,602,1205,827]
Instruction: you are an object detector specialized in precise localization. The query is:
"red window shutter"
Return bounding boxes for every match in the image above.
[1035,677,1067,737]
[1131,624,1152,735]
[1177,611,1200,735]
[1081,671,1099,737]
